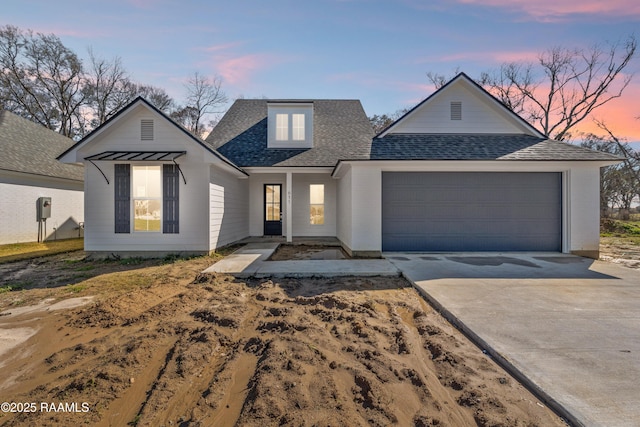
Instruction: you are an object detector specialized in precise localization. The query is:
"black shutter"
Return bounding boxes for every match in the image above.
[114,164,130,233]
[163,164,179,234]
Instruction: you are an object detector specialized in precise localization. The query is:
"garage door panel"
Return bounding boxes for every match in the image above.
[382,172,561,252]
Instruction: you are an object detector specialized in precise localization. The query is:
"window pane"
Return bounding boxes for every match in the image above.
[310,205,324,225]
[266,204,280,221]
[292,114,305,141]
[276,114,288,141]
[310,184,324,204]
[132,166,161,197]
[134,199,161,231]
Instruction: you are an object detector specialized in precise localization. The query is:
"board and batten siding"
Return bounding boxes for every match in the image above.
[0,177,83,244]
[391,82,526,134]
[209,166,249,250]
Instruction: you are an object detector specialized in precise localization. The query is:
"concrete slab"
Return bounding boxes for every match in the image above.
[388,252,640,427]
[204,244,399,277]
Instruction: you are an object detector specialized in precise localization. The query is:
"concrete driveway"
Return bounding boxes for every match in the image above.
[387,252,640,427]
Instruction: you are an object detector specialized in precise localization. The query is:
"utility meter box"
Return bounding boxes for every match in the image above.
[38,197,52,220]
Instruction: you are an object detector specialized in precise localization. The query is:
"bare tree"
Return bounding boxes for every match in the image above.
[426,36,637,141]
[135,83,174,112]
[482,36,637,140]
[83,49,131,129]
[175,72,228,138]
[0,25,86,137]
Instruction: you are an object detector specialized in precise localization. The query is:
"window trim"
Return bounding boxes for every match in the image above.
[267,103,313,148]
[114,163,180,235]
[132,165,163,233]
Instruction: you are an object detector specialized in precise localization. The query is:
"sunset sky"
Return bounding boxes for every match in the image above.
[3,0,640,145]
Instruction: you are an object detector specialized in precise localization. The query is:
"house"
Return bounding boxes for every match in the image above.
[58,73,621,259]
[0,110,84,244]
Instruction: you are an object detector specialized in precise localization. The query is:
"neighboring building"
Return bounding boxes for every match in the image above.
[0,111,84,244]
[58,73,621,258]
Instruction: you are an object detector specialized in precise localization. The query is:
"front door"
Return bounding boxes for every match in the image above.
[264,184,282,235]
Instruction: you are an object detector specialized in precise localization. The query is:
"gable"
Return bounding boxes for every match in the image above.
[58,98,246,177]
[380,74,543,137]
[76,105,194,157]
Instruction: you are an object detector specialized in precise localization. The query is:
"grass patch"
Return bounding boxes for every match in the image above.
[0,239,84,264]
[66,284,86,294]
[601,219,640,237]
[0,284,24,294]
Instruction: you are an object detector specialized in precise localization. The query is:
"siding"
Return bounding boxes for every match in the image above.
[83,159,210,253]
[336,166,353,251]
[209,166,249,250]
[349,165,382,251]
[392,83,524,134]
[0,177,83,244]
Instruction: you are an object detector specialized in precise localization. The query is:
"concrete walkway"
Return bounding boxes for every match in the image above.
[203,243,399,277]
[388,252,640,427]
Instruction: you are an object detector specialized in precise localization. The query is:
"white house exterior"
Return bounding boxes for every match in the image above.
[0,111,84,244]
[59,74,621,259]
[58,99,247,257]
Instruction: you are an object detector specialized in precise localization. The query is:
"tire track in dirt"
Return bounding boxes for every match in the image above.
[1,274,566,427]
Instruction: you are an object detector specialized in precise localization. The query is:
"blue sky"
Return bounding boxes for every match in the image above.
[3,0,640,141]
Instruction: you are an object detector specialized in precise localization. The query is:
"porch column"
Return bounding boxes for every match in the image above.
[286,171,293,242]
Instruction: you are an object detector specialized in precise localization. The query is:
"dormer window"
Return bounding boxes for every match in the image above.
[268,103,313,148]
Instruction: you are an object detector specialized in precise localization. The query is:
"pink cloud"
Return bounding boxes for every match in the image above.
[456,0,640,21]
[213,54,274,85]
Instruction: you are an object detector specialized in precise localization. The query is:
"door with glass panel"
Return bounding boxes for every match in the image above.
[264,184,282,235]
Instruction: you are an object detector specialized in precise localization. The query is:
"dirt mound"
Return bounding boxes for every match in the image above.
[0,270,564,426]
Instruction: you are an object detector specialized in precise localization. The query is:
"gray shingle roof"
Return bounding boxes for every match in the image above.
[370,134,623,161]
[0,111,84,181]
[206,99,374,167]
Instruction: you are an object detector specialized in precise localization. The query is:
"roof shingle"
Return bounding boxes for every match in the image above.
[0,111,84,181]
[370,134,623,161]
[206,99,374,167]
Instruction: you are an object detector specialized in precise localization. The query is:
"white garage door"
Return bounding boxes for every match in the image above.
[382,172,562,252]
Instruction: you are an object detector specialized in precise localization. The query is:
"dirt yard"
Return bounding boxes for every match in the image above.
[599,236,640,269]
[5,235,640,427]
[0,251,568,427]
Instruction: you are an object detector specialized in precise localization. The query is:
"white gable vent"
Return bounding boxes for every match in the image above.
[450,102,462,120]
[141,119,154,140]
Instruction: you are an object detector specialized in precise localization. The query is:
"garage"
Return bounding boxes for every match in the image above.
[382,172,562,252]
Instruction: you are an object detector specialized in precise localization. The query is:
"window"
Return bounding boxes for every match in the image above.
[276,114,288,141]
[114,164,179,234]
[132,166,162,231]
[310,184,324,225]
[292,113,305,140]
[265,184,281,221]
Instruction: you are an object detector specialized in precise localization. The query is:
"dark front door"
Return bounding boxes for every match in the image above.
[264,184,282,235]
